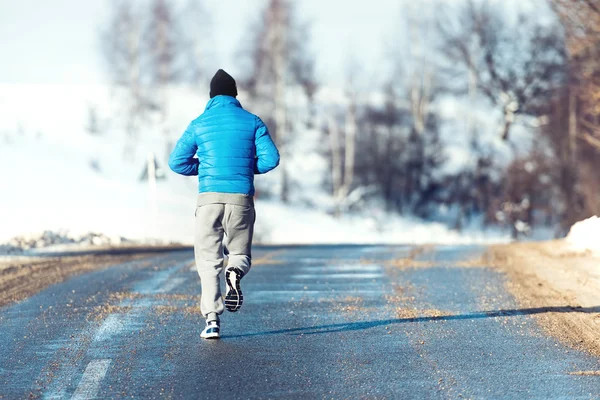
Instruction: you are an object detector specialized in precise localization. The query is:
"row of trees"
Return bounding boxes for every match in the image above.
[101,0,600,238]
[320,1,570,237]
[550,0,600,230]
[439,1,567,236]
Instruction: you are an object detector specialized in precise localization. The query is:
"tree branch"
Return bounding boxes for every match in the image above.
[582,0,600,15]
[580,132,600,151]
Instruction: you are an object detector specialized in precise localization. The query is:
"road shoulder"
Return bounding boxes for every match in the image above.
[487,240,600,357]
[0,251,171,308]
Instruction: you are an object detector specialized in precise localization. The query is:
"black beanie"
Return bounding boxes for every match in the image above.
[209,69,238,98]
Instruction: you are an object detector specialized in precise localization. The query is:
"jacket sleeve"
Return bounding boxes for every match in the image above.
[168,123,199,176]
[254,117,280,175]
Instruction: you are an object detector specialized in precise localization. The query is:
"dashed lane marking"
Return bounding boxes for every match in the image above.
[157,277,186,294]
[71,359,111,400]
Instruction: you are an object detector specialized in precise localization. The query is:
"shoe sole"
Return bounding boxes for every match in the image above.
[201,333,220,340]
[225,269,243,312]
[201,324,220,339]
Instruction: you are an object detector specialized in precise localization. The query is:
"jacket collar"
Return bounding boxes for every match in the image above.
[205,95,242,111]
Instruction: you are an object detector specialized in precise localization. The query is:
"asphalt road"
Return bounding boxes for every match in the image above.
[1,245,599,399]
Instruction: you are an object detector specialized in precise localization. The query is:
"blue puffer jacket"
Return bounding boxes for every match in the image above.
[168,95,280,195]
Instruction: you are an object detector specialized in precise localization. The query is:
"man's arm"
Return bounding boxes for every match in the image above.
[254,117,280,174]
[168,123,199,176]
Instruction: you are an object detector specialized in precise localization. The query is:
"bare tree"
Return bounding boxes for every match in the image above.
[550,0,600,219]
[383,4,446,217]
[240,0,316,203]
[102,0,211,163]
[325,67,359,216]
[551,0,600,151]
[102,0,145,161]
[535,87,586,234]
[178,0,212,87]
[143,0,182,162]
[327,113,343,207]
[144,0,178,110]
[439,1,566,141]
[341,88,357,205]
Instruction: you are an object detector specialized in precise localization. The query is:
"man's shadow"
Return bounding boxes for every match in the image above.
[224,305,600,339]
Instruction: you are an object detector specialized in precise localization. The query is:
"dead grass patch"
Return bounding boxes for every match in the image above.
[153,305,203,316]
[488,242,600,357]
[568,371,600,376]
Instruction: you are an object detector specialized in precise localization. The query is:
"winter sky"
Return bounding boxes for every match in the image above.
[0,0,409,86]
[0,0,550,87]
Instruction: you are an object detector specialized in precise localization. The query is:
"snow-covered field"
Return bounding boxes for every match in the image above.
[0,83,511,251]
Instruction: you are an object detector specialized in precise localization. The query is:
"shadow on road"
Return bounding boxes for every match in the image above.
[224,306,600,338]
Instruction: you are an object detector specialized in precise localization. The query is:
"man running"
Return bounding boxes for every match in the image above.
[169,69,280,339]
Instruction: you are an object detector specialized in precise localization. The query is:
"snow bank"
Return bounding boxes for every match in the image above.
[0,231,131,255]
[566,216,600,253]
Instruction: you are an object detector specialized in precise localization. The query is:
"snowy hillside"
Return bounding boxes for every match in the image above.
[0,83,511,247]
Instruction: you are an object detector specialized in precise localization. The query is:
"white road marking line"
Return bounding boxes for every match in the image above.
[157,277,186,294]
[133,264,183,294]
[291,273,383,280]
[93,314,126,342]
[71,359,111,400]
[298,264,382,272]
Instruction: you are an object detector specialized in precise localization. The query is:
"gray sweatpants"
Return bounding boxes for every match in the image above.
[194,193,255,320]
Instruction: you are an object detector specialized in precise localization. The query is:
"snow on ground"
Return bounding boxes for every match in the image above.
[566,216,600,254]
[0,83,511,250]
[255,200,508,245]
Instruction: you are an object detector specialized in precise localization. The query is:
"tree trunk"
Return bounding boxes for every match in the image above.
[273,1,289,203]
[328,115,343,205]
[341,97,357,201]
[125,18,141,162]
[568,86,578,164]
